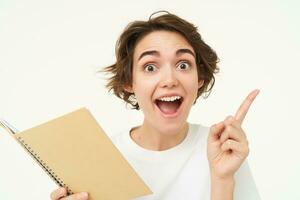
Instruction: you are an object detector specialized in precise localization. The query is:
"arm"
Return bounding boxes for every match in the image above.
[207,89,260,200]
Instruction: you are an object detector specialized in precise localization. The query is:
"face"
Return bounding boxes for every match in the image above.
[127,30,203,135]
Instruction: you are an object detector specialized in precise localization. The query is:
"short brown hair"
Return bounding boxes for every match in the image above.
[103,11,219,110]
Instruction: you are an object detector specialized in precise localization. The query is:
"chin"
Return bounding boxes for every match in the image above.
[156,120,188,136]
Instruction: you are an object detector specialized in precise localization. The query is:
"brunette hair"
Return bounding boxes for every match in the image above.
[103,11,219,109]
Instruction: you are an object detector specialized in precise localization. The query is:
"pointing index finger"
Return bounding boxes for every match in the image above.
[235,89,260,124]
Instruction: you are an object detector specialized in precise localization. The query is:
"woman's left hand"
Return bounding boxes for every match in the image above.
[207,89,259,180]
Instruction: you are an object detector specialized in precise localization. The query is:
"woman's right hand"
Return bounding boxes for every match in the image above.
[50,187,89,200]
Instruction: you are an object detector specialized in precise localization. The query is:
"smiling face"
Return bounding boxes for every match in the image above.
[126,30,203,135]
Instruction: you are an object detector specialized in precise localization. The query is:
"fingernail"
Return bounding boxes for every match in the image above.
[225,116,232,122]
[79,192,88,198]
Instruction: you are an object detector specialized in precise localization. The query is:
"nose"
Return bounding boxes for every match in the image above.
[159,67,178,88]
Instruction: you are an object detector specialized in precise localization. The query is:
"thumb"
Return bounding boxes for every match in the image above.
[208,121,225,143]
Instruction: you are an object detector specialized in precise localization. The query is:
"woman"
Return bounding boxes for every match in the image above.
[51,11,260,200]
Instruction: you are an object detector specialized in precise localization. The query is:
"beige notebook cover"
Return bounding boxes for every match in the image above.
[6,108,151,200]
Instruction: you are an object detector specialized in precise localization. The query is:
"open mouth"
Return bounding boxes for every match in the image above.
[154,95,183,116]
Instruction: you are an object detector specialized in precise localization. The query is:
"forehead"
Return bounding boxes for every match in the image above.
[133,30,194,59]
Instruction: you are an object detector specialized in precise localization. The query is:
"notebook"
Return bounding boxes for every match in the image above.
[0,108,152,200]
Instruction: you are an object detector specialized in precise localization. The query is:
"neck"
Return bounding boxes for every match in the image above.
[130,120,189,151]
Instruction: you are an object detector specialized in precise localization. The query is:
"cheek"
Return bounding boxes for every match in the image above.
[184,84,199,103]
[189,83,200,99]
[132,77,157,103]
[182,74,199,94]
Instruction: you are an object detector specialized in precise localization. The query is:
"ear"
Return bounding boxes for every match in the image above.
[198,80,204,89]
[124,84,133,93]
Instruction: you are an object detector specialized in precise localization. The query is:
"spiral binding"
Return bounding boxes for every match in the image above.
[16,136,74,195]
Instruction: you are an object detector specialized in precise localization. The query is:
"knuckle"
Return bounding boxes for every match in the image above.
[220,132,228,142]
[225,115,232,121]
[210,124,217,131]
[50,190,58,199]
[226,125,233,133]
[226,140,232,146]
[224,117,232,125]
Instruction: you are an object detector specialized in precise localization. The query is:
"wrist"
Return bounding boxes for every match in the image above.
[211,175,235,184]
[210,175,235,200]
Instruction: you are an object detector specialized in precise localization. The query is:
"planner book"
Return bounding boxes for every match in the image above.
[0,108,151,200]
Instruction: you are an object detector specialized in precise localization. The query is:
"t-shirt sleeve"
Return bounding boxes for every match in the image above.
[234,160,261,200]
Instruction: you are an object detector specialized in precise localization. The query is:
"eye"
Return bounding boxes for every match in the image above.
[177,61,190,71]
[144,64,157,73]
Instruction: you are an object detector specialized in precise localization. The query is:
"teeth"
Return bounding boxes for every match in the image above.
[159,96,181,102]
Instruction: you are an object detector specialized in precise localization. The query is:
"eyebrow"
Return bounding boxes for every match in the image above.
[138,48,195,61]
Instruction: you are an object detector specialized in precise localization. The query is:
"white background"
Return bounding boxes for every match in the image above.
[0,0,299,199]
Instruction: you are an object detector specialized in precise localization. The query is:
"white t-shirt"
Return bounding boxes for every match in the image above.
[111,123,261,200]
